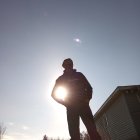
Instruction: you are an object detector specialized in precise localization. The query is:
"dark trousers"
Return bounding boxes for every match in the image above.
[67,103,101,140]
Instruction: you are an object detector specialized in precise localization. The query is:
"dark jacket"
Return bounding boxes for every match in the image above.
[51,69,93,107]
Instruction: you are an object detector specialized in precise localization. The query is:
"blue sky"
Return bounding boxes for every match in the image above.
[0,0,140,139]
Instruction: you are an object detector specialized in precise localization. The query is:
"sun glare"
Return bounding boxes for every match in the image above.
[55,86,68,101]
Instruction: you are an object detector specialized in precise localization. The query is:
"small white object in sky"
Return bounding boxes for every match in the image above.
[73,38,82,43]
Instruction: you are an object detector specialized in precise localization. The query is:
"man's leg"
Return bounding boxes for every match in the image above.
[67,108,80,140]
[80,104,101,140]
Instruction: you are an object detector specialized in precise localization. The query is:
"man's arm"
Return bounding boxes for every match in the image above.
[51,81,65,105]
[80,73,93,100]
[51,82,57,100]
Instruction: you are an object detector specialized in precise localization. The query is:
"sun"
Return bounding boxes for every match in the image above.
[55,86,68,101]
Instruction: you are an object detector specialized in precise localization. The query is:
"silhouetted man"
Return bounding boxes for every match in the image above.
[51,58,101,140]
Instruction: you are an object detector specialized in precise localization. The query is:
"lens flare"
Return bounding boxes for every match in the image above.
[55,86,68,101]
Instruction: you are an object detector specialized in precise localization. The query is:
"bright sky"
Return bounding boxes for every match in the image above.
[0,0,140,140]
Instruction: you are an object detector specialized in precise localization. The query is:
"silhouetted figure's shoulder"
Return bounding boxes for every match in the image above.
[56,69,86,82]
[75,71,86,77]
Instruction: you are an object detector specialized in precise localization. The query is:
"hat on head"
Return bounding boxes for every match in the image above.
[62,58,73,69]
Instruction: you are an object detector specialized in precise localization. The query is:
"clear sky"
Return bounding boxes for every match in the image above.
[0,0,140,140]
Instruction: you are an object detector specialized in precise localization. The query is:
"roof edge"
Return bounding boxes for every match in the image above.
[94,85,140,120]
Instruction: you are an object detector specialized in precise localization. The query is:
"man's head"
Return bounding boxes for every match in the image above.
[62,58,73,70]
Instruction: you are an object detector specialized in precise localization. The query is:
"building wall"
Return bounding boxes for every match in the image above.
[124,89,140,138]
[96,94,139,140]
